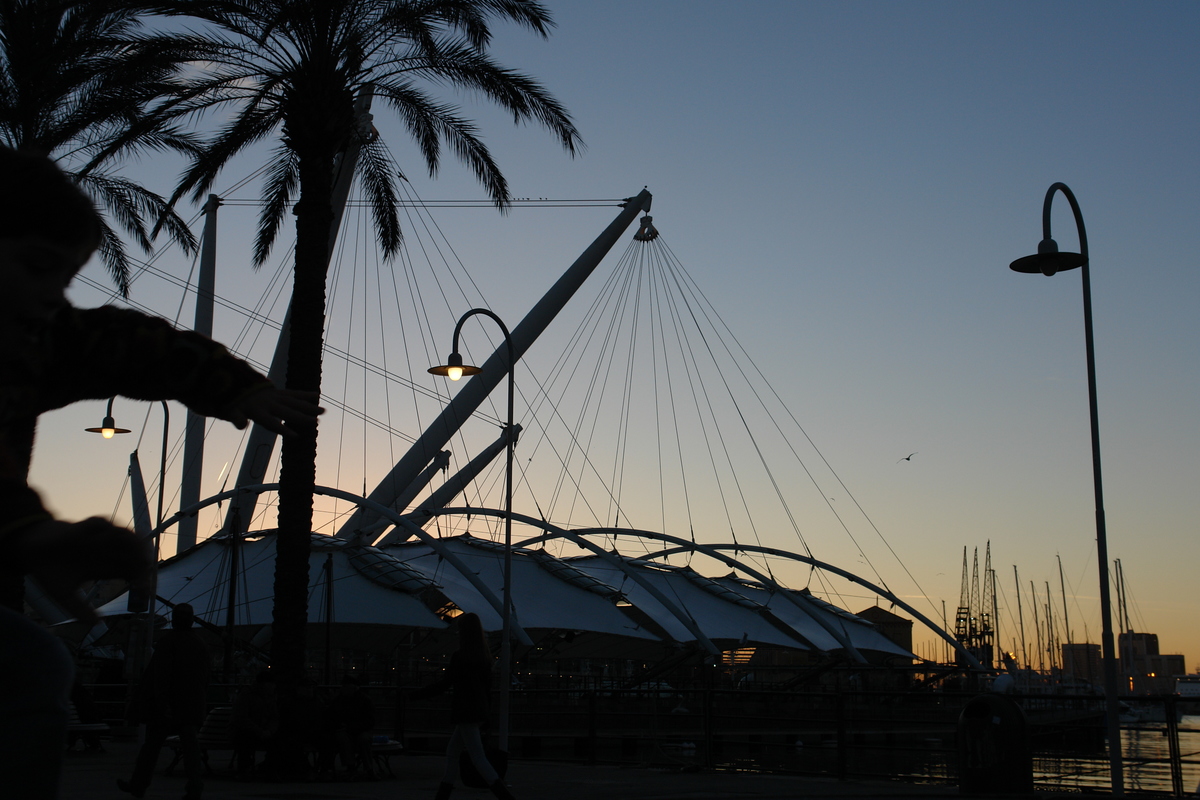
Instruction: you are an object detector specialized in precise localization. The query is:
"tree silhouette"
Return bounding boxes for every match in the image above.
[0,0,206,294]
[154,0,581,692]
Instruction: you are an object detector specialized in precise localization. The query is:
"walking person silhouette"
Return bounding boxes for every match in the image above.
[414,612,515,799]
[117,603,210,799]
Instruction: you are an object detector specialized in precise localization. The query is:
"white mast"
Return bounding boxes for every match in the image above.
[177,194,220,552]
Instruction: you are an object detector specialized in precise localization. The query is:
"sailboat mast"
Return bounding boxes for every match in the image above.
[1014,565,1026,671]
[1115,558,1131,678]
[1058,553,1073,646]
[1030,580,1043,673]
[1116,558,1129,632]
[1046,580,1056,675]
[941,599,949,664]
[990,567,999,670]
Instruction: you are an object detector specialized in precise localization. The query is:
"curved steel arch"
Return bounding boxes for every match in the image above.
[172,489,714,653]
[166,494,978,668]
[409,508,981,669]
[641,539,982,670]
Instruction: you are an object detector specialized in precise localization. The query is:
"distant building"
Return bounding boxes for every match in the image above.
[856,604,913,661]
[1119,631,1159,663]
[1118,631,1186,694]
[1062,643,1102,686]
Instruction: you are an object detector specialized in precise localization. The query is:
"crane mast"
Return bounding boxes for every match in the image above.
[953,543,996,668]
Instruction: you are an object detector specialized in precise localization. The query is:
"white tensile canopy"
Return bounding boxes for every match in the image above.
[95,533,447,632]
[93,531,913,662]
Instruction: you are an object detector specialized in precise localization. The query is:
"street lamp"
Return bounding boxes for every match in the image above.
[87,397,170,533]
[87,398,170,677]
[1009,182,1124,796]
[429,308,516,754]
[84,397,131,439]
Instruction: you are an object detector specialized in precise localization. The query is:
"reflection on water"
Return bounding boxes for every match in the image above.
[1036,715,1200,794]
[495,690,1198,793]
[1125,716,1200,795]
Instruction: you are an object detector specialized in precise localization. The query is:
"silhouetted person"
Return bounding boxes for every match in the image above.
[414,612,514,800]
[117,603,210,799]
[0,146,151,800]
[231,669,281,778]
[68,679,105,752]
[327,674,376,779]
[0,145,322,799]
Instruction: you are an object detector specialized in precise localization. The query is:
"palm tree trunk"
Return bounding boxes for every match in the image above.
[270,142,336,688]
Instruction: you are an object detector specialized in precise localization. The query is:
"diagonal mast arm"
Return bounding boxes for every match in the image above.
[338,189,653,541]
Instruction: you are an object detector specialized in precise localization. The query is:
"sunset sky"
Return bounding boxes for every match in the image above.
[30,1,1199,668]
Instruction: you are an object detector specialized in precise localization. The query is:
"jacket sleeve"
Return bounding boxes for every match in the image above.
[0,479,51,570]
[39,305,272,421]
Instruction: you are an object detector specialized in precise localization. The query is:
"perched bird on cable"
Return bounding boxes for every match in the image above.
[897,452,917,463]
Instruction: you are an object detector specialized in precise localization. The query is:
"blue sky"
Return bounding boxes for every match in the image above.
[32,1,1200,666]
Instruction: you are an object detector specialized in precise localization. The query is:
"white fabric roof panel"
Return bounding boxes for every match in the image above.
[385,536,660,642]
[714,577,912,658]
[561,556,811,650]
[92,531,911,660]
[96,535,446,630]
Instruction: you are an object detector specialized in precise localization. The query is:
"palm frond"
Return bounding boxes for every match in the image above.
[374,78,508,206]
[384,36,580,153]
[172,99,282,206]
[92,215,134,298]
[75,171,186,293]
[356,133,402,257]
[0,0,208,294]
[253,143,300,266]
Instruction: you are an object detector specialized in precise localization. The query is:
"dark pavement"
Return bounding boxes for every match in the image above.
[61,739,968,800]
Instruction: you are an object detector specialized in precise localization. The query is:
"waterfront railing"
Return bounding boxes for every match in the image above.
[83,683,1198,795]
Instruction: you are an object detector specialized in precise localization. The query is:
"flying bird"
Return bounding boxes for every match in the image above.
[897,452,917,463]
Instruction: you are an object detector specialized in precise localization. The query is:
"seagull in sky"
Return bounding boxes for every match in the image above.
[897,452,917,463]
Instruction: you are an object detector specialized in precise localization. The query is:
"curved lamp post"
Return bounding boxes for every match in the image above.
[429,308,516,754]
[1010,182,1123,796]
[87,397,170,683]
[84,397,132,439]
[87,397,170,533]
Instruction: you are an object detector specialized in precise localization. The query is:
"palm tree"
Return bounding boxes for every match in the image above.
[153,0,581,688]
[0,0,205,294]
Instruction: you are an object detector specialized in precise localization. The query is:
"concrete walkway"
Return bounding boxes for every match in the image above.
[62,739,968,800]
